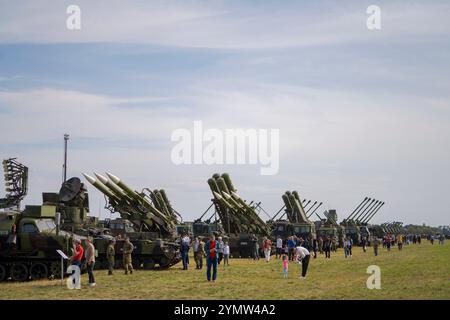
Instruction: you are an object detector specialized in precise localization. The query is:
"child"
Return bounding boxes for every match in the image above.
[282,254,288,278]
[223,241,230,267]
[343,238,350,258]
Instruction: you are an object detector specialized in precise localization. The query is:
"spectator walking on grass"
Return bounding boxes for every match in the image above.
[263,237,272,262]
[205,234,219,282]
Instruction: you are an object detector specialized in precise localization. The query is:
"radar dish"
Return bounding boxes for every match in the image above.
[59,177,82,202]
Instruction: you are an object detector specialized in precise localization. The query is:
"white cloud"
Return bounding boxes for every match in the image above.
[0,1,449,48]
[1,85,449,225]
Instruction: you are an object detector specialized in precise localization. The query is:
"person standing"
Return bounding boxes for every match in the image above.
[252,234,260,260]
[343,238,351,258]
[373,237,380,256]
[263,237,272,262]
[282,254,288,279]
[397,234,403,250]
[295,245,311,280]
[70,239,84,268]
[348,237,353,256]
[386,235,391,251]
[223,241,230,267]
[276,236,283,259]
[180,236,190,270]
[107,239,116,275]
[323,236,331,259]
[205,234,219,282]
[318,236,324,255]
[85,237,96,287]
[217,237,224,265]
[361,236,367,253]
[311,237,318,259]
[192,237,202,269]
[287,236,296,261]
[122,237,134,275]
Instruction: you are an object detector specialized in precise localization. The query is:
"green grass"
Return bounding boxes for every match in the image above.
[1,242,449,300]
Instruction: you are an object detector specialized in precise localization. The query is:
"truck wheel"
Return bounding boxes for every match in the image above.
[10,263,29,281]
[143,259,155,270]
[49,261,62,278]
[0,264,7,282]
[159,256,169,268]
[30,263,48,280]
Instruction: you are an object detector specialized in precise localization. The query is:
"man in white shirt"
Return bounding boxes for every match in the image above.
[276,236,283,259]
[295,246,310,280]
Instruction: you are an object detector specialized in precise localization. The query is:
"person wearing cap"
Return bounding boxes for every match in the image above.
[70,239,84,268]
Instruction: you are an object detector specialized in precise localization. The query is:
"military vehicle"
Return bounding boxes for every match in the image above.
[341,197,384,245]
[315,209,345,246]
[270,191,317,240]
[207,173,271,258]
[0,159,77,282]
[83,173,180,269]
[191,202,224,239]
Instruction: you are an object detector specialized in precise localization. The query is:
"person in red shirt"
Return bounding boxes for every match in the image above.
[205,234,219,282]
[70,239,84,268]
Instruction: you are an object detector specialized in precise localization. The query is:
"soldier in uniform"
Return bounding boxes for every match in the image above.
[107,239,116,275]
[373,237,380,256]
[122,237,134,275]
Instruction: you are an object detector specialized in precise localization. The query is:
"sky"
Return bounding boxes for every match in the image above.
[0,0,449,226]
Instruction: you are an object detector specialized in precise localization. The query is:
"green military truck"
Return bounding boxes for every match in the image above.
[0,205,76,282]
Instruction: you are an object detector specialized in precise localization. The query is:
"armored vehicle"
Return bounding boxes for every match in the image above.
[207,173,271,258]
[270,191,317,240]
[0,159,77,282]
[83,173,180,269]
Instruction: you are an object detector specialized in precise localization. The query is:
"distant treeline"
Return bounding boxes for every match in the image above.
[403,224,450,236]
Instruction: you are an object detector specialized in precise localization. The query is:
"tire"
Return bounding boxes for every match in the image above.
[143,259,155,270]
[159,256,169,268]
[0,264,7,282]
[30,263,48,280]
[10,263,29,282]
[49,261,62,278]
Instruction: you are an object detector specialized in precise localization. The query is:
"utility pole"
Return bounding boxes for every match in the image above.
[63,133,70,183]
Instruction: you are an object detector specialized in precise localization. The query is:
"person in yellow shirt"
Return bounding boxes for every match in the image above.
[396,234,403,251]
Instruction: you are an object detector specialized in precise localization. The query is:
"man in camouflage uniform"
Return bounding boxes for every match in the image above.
[107,239,116,275]
[373,237,380,256]
[122,237,135,275]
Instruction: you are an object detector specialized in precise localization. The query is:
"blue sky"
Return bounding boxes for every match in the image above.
[0,1,449,225]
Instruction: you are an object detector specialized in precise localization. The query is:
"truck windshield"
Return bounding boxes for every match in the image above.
[35,219,57,233]
[294,226,310,234]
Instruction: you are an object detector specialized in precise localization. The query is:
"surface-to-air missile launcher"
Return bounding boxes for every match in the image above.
[270,191,317,240]
[83,172,180,269]
[207,173,271,258]
[340,197,385,245]
[0,159,78,282]
[315,209,345,246]
[191,202,225,239]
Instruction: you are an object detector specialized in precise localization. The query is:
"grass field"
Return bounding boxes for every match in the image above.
[0,242,449,300]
